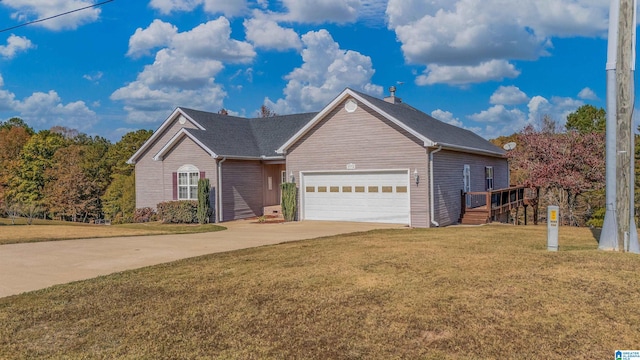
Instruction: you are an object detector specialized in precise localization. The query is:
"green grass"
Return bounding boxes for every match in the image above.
[0,217,226,245]
[1,225,638,359]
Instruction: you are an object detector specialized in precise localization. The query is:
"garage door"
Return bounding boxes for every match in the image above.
[301,170,410,224]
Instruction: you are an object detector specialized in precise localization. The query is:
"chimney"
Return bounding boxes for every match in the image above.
[384,85,402,104]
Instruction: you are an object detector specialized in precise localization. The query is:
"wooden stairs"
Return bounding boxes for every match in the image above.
[459,209,490,225]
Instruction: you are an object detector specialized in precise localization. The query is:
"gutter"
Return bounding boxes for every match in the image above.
[217,157,227,223]
[434,142,505,158]
[429,145,443,227]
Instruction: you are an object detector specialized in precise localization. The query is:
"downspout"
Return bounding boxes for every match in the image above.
[217,157,226,223]
[429,145,442,227]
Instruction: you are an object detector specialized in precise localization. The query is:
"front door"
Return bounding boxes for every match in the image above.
[463,165,471,207]
[263,164,285,206]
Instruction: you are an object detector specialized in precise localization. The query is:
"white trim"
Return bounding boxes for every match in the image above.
[299,169,411,226]
[430,146,442,227]
[127,108,205,164]
[152,128,217,161]
[177,166,200,200]
[276,89,434,154]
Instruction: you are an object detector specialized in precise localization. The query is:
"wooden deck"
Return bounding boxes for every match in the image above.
[459,186,538,225]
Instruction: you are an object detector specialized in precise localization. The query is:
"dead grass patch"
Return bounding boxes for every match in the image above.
[0,225,638,359]
[0,218,225,244]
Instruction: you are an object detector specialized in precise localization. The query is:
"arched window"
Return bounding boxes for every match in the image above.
[177,164,199,200]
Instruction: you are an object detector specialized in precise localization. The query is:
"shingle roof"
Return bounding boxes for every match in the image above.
[179,108,316,158]
[350,89,505,156]
[142,88,503,162]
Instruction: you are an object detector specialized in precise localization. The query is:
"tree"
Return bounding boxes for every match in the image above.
[509,125,605,225]
[197,178,211,224]
[102,129,152,223]
[565,105,606,134]
[0,126,31,206]
[43,145,100,222]
[106,129,153,177]
[10,131,67,211]
[0,117,34,135]
[102,173,136,223]
[259,104,277,118]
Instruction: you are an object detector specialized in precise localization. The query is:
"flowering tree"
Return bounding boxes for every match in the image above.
[509,124,605,225]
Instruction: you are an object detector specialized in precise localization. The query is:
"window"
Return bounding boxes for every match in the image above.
[281,170,287,184]
[485,166,494,191]
[178,165,200,200]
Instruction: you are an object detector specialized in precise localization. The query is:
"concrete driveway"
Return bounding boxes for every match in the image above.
[0,220,404,298]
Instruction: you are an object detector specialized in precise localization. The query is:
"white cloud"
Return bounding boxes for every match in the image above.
[386,0,609,85]
[0,75,17,111]
[127,19,178,58]
[490,86,529,105]
[467,105,527,138]
[3,89,97,131]
[0,34,34,59]
[172,18,255,62]
[111,82,226,123]
[114,17,251,123]
[578,87,598,101]
[431,109,463,127]
[3,0,101,31]
[83,71,103,83]
[527,95,583,125]
[416,60,520,86]
[470,105,526,124]
[275,0,361,23]
[264,29,382,114]
[137,49,225,89]
[244,15,302,51]
[202,0,248,16]
[149,0,202,14]
[149,0,248,17]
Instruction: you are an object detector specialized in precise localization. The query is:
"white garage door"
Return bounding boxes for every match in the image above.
[301,170,410,224]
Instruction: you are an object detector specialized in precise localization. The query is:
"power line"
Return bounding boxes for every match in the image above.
[0,0,115,33]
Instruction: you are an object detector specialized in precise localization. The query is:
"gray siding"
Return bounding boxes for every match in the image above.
[162,136,217,202]
[221,160,263,221]
[134,119,215,209]
[286,98,430,227]
[432,150,508,226]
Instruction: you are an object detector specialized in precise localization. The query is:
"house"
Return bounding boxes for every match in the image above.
[128,87,509,227]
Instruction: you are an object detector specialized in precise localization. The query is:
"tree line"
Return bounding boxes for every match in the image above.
[0,118,152,224]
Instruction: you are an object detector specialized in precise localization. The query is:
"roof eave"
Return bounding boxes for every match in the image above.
[127,107,206,164]
[277,88,433,154]
[153,128,218,161]
[432,142,505,158]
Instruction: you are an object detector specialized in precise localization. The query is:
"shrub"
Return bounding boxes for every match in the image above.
[157,201,198,224]
[133,207,157,223]
[197,178,211,224]
[281,182,297,222]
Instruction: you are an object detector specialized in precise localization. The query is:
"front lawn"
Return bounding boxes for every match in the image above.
[0,225,638,359]
[0,218,226,244]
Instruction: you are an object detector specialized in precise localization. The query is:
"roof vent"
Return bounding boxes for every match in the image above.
[384,85,402,104]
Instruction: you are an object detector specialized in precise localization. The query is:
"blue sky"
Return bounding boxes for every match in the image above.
[0,0,625,142]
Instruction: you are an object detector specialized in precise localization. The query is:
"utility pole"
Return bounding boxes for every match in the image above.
[615,0,638,252]
[600,0,620,251]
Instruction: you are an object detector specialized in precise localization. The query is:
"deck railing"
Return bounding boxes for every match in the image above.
[461,186,538,223]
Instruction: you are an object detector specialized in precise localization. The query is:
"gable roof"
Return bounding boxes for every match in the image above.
[129,107,316,164]
[277,88,504,157]
[129,87,503,164]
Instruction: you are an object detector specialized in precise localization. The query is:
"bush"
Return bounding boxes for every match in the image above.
[134,207,157,223]
[157,201,198,223]
[197,178,211,224]
[281,182,297,222]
